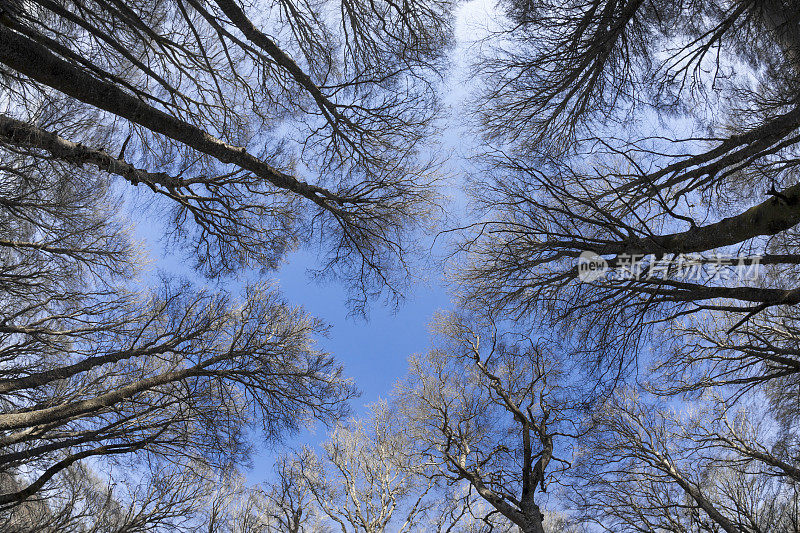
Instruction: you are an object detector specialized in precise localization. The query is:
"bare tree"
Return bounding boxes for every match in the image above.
[259,455,330,533]
[0,0,454,519]
[0,272,357,509]
[0,460,234,532]
[455,0,800,375]
[448,7,800,528]
[396,312,587,533]
[294,401,434,533]
[574,389,800,533]
[0,117,356,518]
[0,0,454,308]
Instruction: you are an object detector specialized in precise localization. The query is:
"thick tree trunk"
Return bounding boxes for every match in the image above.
[595,181,800,257]
[519,510,546,533]
[0,114,180,188]
[0,21,343,209]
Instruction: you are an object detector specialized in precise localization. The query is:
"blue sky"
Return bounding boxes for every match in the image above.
[267,0,495,411]
[129,0,496,483]
[276,248,451,411]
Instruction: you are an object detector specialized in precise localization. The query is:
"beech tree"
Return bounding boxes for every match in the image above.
[11,0,800,530]
[574,390,800,533]
[0,0,453,306]
[0,98,357,521]
[457,0,800,373]
[292,401,434,533]
[449,2,800,530]
[0,0,453,521]
[0,462,236,532]
[397,313,587,533]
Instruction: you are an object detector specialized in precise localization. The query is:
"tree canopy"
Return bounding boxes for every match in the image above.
[3,0,800,531]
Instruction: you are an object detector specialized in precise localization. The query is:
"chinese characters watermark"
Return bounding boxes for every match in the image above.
[577,252,762,283]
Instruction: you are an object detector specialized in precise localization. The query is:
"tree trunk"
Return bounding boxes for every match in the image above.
[520,521,545,533]
[519,507,546,533]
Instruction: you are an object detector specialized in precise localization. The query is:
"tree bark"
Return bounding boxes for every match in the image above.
[0,113,180,188]
[0,22,345,210]
[596,181,800,257]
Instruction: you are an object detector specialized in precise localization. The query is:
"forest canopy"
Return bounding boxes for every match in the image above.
[1,0,799,532]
